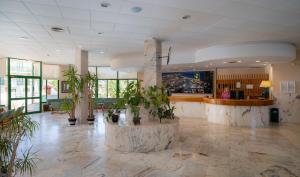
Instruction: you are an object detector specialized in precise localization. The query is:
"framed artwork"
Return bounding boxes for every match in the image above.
[61,81,70,93]
[162,71,214,94]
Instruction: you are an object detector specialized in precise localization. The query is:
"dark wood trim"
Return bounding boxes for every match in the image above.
[169,96,273,106]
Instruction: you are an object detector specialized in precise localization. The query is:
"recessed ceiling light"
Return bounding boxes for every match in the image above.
[182,15,191,20]
[100,2,111,8]
[51,26,64,32]
[256,60,261,63]
[237,60,242,63]
[223,61,228,64]
[209,63,213,66]
[131,6,142,13]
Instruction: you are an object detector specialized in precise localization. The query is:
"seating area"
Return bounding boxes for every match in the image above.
[45,98,118,113]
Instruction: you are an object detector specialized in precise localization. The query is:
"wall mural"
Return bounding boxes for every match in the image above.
[162,71,214,94]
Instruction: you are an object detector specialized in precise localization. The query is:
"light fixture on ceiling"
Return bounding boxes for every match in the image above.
[100,2,111,8]
[131,6,142,13]
[223,61,228,64]
[19,36,29,40]
[182,15,191,20]
[256,60,261,63]
[51,26,64,32]
[237,60,242,63]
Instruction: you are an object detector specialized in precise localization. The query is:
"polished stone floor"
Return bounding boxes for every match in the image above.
[21,112,300,177]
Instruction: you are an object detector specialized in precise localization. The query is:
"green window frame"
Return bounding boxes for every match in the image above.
[91,66,138,98]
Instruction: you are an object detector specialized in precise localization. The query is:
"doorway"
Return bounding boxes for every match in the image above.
[9,76,41,113]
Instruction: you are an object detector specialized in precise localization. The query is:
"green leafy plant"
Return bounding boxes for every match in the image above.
[144,86,175,123]
[118,81,144,124]
[106,107,113,122]
[84,72,97,122]
[63,65,84,123]
[0,107,39,177]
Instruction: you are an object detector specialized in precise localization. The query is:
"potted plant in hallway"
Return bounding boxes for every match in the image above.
[120,81,144,125]
[84,72,97,125]
[63,65,83,125]
[144,86,175,123]
[0,107,39,177]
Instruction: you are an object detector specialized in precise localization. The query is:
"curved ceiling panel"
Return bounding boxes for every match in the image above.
[110,53,144,72]
[195,42,296,63]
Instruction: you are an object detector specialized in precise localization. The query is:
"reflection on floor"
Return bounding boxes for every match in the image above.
[21,112,300,177]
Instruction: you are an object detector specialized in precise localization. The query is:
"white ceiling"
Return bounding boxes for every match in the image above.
[0,0,300,66]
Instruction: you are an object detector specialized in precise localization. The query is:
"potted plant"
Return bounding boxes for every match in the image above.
[119,81,144,125]
[106,108,113,122]
[144,86,175,123]
[0,107,39,177]
[84,72,97,125]
[63,65,83,125]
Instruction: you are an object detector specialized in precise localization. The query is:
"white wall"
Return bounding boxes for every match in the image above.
[269,50,300,123]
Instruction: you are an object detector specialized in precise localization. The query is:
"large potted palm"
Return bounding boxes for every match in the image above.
[0,107,39,177]
[63,65,83,125]
[84,72,97,125]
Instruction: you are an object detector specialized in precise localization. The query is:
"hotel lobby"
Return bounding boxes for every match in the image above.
[0,0,300,177]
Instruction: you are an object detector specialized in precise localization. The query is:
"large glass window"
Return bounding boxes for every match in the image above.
[98,80,107,98]
[98,67,117,79]
[42,80,59,102]
[11,78,26,98]
[10,59,40,76]
[0,77,8,107]
[107,80,117,98]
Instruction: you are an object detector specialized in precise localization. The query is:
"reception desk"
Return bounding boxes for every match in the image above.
[169,96,274,128]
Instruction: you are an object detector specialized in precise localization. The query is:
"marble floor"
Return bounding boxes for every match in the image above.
[20,112,300,177]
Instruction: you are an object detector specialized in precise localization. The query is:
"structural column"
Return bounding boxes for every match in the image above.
[75,48,89,124]
[143,38,162,88]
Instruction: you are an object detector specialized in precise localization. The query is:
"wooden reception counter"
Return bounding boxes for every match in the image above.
[169,96,273,106]
[169,96,274,128]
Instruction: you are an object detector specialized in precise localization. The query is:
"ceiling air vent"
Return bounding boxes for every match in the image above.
[51,26,64,32]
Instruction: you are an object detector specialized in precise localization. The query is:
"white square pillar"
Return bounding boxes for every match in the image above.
[75,48,89,124]
[143,38,162,88]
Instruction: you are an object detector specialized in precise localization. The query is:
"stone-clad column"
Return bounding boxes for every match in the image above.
[143,38,162,88]
[75,48,88,124]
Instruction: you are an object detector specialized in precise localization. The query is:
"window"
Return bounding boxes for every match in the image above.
[107,80,117,98]
[98,80,107,98]
[0,77,8,106]
[42,80,59,102]
[10,58,40,76]
[94,67,137,98]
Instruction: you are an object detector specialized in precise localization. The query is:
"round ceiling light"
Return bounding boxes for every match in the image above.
[256,60,261,63]
[182,15,191,20]
[51,26,64,32]
[131,6,142,13]
[101,2,111,8]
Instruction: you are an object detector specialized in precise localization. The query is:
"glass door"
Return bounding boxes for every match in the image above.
[9,77,41,113]
[27,78,41,113]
